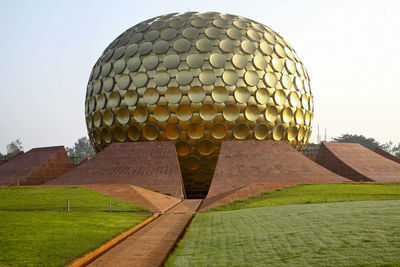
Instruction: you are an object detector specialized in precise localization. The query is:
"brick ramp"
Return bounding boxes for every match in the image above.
[88,199,202,267]
[315,142,400,183]
[85,184,181,213]
[375,147,400,164]
[46,142,185,198]
[201,141,351,210]
[0,146,71,186]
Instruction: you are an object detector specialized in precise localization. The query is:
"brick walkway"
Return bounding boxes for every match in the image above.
[88,199,202,267]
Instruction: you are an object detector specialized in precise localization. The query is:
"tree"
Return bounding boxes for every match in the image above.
[6,139,23,157]
[331,134,381,151]
[393,143,400,158]
[66,136,95,165]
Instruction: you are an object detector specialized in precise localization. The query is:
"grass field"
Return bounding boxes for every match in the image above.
[212,183,400,211]
[166,200,400,266]
[0,187,151,266]
[0,186,148,211]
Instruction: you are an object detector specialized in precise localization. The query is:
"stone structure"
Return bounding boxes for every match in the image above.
[0,146,72,186]
[315,142,400,183]
[84,11,314,194]
[47,142,185,198]
[201,141,350,210]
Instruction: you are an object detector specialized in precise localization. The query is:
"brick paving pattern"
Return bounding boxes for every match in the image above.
[315,142,400,183]
[47,142,185,198]
[85,184,181,213]
[0,146,72,186]
[88,199,202,267]
[201,141,350,210]
[374,147,400,164]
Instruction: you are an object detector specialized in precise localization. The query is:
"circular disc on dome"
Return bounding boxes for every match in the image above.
[264,72,277,87]
[142,124,158,140]
[212,123,227,139]
[289,92,300,107]
[297,127,305,141]
[186,54,204,68]
[143,55,159,70]
[199,104,217,121]
[232,54,248,69]
[271,57,284,72]
[164,54,180,69]
[223,105,240,121]
[138,42,153,55]
[188,86,205,102]
[125,44,138,57]
[143,88,159,104]
[103,110,114,126]
[127,125,140,141]
[245,105,260,121]
[93,80,102,94]
[154,71,170,86]
[281,74,292,89]
[116,108,130,125]
[114,127,126,142]
[274,43,286,58]
[93,112,102,127]
[173,39,190,52]
[113,59,126,74]
[144,30,159,42]
[254,124,269,140]
[213,19,228,28]
[165,124,180,140]
[205,27,221,39]
[209,53,226,68]
[234,87,250,103]
[295,109,304,124]
[255,88,270,104]
[101,128,112,143]
[222,70,238,85]
[176,140,191,156]
[191,18,208,27]
[253,55,267,70]
[176,104,192,121]
[127,57,141,72]
[219,39,234,53]
[198,139,214,155]
[265,106,278,122]
[124,90,138,106]
[153,40,169,54]
[199,70,216,85]
[281,107,293,123]
[260,40,273,55]
[188,123,204,139]
[97,94,106,109]
[227,28,242,39]
[161,28,177,40]
[182,27,199,39]
[117,74,131,90]
[272,124,284,140]
[233,123,249,139]
[176,70,193,85]
[103,77,115,92]
[154,105,170,121]
[196,39,213,52]
[247,29,261,41]
[244,70,259,86]
[165,87,182,103]
[185,156,201,171]
[287,126,298,141]
[241,40,256,54]
[107,92,120,108]
[212,86,228,103]
[132,72,148,87]
[133,106,148,122]
[274,89,286,106]
[102,62,112,76]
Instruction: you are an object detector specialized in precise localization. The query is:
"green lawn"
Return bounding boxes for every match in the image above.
[0,186,148,211]
[166,200,400,266]
[212,183,400,211]
[0,187,151,266]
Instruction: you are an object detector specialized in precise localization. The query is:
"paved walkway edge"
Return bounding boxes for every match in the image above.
[67,213,160,267]
[160,201,202,266]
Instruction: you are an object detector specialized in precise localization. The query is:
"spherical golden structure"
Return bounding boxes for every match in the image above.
[85,12,314,194]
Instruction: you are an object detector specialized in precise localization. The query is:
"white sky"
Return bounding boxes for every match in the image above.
[0,0,399,153]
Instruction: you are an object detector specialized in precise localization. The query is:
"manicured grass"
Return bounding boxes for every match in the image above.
[0,211,150,267]
[166,200,400,266]
[0,187,151,266]
[212,183,400,211]
[0,187,148,212]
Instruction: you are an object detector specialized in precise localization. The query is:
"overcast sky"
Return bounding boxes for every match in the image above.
[0,0,399,153]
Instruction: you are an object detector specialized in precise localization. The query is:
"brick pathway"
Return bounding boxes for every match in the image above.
[88,199,202,267]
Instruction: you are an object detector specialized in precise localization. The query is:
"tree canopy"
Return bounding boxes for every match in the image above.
[66,137,95,165]
[332,134,380,151]
[0,139,23,162]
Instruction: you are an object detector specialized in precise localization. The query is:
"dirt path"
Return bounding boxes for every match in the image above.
[88,199,202,267]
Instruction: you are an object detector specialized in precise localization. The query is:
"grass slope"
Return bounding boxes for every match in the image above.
[212,184,400,211]
[167,200,400,266]
[0,187,148,211]
[0,187,151,266]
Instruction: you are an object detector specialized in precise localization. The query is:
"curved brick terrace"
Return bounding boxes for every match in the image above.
[374,147,400,164]
[0,146,71,186]
[46,142,185,198]
[315,142,400,183]
[201,141,350,210]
